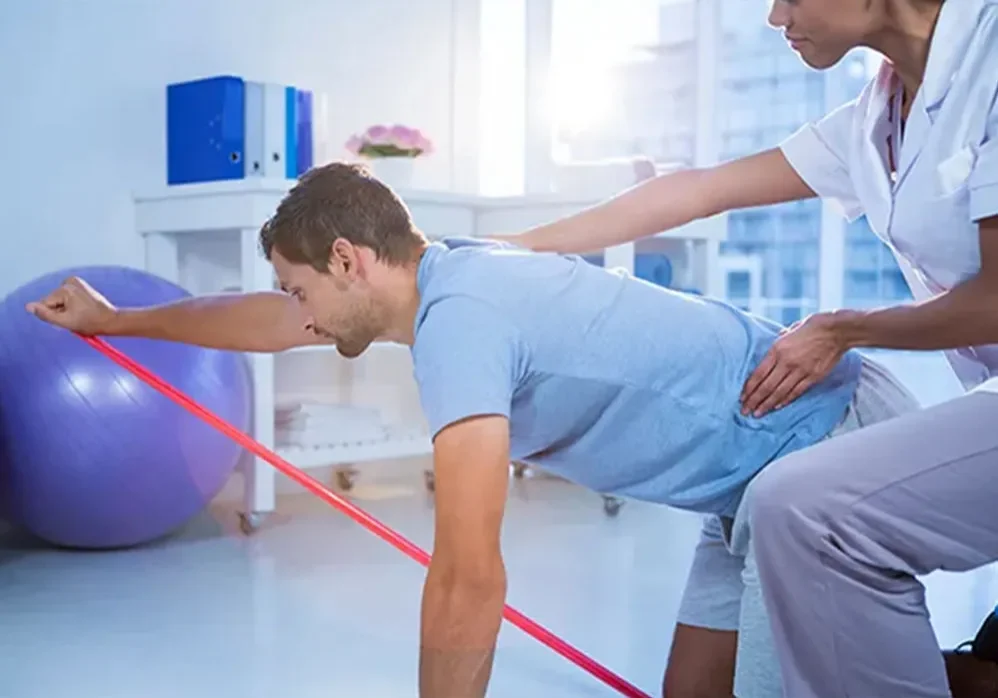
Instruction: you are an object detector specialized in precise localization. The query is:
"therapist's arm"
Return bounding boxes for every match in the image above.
[419,415,510,698]
[503,149,817,254]
[741,217,998,415]
[835,217,998,350]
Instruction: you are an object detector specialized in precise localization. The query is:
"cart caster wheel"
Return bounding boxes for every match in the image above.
[239,512,266,535]
[512,462,528,479]
[602,496,623,517]
[335,468,356,492]
[424,470,436,493]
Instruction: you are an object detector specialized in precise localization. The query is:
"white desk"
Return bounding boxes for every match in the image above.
[134,178,726,531]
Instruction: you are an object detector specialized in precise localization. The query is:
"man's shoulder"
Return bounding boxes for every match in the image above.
[422,237,518,282]
[410,289,525,386]
[418,237,566,307]
[434,235,526,258]
[412,290,519,352]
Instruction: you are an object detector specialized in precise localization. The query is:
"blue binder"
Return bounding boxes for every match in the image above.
[284,86,297,180]
[167,76,315,185]
[167,76,246,185]
[295,89,314,175]
[283,86,314,178]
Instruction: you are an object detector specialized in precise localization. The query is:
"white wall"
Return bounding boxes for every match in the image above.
[0,0,477,297]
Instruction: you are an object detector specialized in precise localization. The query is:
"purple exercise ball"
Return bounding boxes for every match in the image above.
[0,265,251,549]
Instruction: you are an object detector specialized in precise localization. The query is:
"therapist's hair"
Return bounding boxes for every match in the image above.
[259,161,428,271]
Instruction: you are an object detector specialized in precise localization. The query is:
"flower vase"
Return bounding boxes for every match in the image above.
[369,156,415,191]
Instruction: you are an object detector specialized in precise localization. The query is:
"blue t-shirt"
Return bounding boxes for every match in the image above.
[411,239,861,516]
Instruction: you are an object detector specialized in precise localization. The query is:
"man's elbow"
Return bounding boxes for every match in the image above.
[428,557,507,600]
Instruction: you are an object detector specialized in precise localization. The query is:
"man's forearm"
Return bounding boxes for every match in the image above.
[107,292,310,352]
[419,568,506,698]
[836,275,998,352]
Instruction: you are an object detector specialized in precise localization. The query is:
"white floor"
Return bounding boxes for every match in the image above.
[2,464,997,698]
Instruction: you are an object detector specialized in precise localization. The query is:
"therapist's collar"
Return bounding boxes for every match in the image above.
[918,0,989,113]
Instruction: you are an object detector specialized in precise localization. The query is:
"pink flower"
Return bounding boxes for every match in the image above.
[365,124,389,143]
[344,134,364,155]
[388,124,418,150]
[352,123,433,157]
[414,130,434,155]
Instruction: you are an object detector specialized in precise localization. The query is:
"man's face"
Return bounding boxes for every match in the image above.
[768,0,875,70]
[270,246,385,359]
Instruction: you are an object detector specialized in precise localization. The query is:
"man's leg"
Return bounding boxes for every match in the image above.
[944,651,998,697]
[664,625,738,697]
[750,391,998,698]
[665,516,744,697]
[732,539,784,698]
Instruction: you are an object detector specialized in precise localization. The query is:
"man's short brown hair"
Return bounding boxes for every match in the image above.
[259,161,427,271]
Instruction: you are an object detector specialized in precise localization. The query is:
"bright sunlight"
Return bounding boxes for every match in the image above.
[549,0,664,134]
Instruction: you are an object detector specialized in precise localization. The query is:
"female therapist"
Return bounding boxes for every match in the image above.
[505,0,998,696]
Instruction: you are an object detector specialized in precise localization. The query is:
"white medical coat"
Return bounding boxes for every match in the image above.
[780,0,998,393]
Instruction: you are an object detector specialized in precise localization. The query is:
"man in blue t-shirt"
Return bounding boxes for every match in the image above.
[30,164,917,698]
[413,236,856,516]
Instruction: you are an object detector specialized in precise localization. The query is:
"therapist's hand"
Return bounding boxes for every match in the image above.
[740,311,850,417]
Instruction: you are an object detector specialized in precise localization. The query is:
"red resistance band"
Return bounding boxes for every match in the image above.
[79,334,651,698]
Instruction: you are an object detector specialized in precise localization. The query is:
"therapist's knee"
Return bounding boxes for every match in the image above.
[749,453,833,555]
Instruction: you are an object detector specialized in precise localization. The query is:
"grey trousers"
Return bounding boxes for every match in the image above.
[750,388,998,698]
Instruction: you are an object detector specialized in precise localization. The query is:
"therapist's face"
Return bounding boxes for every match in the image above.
[767,0,874,70]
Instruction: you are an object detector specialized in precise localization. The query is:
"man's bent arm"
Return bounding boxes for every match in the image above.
[420,415,510,698]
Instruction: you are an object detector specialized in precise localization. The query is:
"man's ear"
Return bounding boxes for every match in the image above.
[327,238,360,278]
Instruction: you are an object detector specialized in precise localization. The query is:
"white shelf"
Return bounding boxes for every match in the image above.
[134,177,638,211]
[278,432,432,469]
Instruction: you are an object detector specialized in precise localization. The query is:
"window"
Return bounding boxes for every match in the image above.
[479,0,526,195]
[806,72,825,108]
[713,12,879,326]
[727,270,751,298]
[547,0,698,166]
[843,217,912,308]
